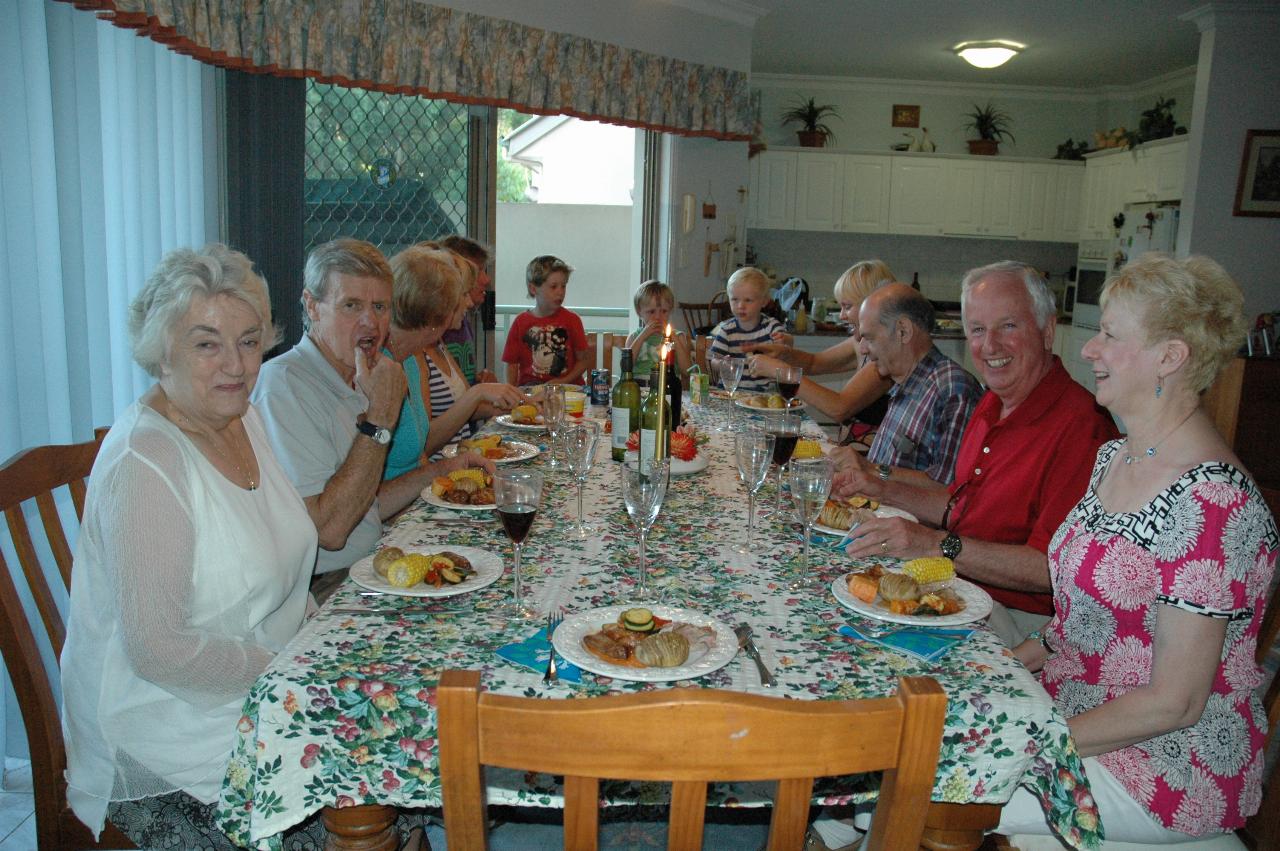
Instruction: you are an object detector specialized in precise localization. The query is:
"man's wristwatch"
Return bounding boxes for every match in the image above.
[876,463,892,481]
[939,532,963,560]
[356,418,392,446]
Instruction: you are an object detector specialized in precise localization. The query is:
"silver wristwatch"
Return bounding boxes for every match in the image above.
[356,419,392,446]
[876,463,892,481]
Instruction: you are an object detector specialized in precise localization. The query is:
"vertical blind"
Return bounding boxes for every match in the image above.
[0,0,217,759]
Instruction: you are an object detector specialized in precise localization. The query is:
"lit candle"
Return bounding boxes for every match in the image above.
[653,325,673,461]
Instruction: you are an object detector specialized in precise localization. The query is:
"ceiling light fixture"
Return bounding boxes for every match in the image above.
[952,40,1025,69]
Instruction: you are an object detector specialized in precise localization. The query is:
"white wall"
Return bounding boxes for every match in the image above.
[1179,7,1280,320]
[427,0,754,71]
[755,69,1200,161]
[754,76,1097,159]
[495,203,634,309]
[660,135,752,333]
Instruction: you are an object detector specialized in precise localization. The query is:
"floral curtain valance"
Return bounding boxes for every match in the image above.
[60,0,754,141]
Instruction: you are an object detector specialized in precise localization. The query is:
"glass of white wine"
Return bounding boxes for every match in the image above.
[788,456,834,591]
[620,457,670,600]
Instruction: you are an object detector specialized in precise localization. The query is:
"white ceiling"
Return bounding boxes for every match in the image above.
[748,0,1205,88]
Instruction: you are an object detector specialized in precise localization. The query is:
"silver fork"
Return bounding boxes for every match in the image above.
[543,611,563,683]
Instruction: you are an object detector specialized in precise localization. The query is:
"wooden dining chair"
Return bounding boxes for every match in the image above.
[599,333,629,374]
[0,428,135,850]
[679,298,724,337]
[693,334,710,374]
[437,669,946,851]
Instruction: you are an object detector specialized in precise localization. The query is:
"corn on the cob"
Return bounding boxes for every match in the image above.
[449,468,487,485]
[901,556,955,585]
[386,554,431,587]
[792,439,823,459]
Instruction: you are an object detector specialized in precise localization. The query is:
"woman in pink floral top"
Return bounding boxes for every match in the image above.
[999,254,1278,844]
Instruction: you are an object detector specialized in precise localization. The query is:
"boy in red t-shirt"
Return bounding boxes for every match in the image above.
[502,255,591,386]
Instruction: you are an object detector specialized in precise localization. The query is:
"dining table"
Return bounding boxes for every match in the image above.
[214,396,1103,850]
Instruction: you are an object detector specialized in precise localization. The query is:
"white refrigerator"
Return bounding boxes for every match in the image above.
[1110,203,1180,275]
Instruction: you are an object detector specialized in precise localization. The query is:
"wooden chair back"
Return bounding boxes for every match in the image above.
[694,335,710,374]
[679,293,730,337]
[0,428,133,849]
[599,333,629,374]
[437,669,946,851]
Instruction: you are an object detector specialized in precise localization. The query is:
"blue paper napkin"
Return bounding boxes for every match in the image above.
[496,626,583,683]
[838,623,975,663]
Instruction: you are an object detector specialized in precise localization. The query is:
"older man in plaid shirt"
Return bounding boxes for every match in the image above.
[856,283,980,485]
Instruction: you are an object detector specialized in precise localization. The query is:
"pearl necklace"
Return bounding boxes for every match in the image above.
[170,407,258,490]
[1122,408,1196,466]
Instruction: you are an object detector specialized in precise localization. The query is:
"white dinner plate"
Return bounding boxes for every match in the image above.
[735,396,806,413]
[350,545,503,598]
[494,414,546,431]
[553,605,738,683]
[831,572,993,627]
[812,504,918,538]
[623,450,709,476]
[421,489,496,512]
[441,439,539,464]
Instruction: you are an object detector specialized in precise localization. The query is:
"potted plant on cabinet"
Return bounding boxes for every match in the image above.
[963,102,1014,155]
[781,97,840,147]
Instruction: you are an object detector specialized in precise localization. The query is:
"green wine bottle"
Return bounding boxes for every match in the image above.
[639,368,670,462]
[610,350,641,461]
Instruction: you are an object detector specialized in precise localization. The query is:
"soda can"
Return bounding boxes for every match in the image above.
[590,368,611,405]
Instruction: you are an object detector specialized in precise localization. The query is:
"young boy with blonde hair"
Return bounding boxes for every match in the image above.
[708,267,784,392]
[626,280,692,380]
[502,255,591,386]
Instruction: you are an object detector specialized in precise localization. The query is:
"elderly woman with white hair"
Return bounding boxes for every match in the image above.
[60,244,319,845]
[1000,254,1277,844]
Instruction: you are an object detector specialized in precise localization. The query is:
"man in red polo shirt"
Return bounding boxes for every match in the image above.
[833,261,1118,645]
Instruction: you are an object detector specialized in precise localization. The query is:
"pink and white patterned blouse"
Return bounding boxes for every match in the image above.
[1041,440,1278,836]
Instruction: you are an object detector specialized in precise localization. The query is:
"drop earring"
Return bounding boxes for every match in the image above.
[1155,376,1163,399]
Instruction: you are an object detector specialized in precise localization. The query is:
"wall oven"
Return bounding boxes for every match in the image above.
[1071,241,1110,330]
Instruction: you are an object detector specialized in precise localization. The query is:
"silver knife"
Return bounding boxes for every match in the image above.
[734,623,776,687]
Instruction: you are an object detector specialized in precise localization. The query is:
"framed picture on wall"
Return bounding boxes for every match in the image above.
[1233,128,1280,217]
[891,105,920,128]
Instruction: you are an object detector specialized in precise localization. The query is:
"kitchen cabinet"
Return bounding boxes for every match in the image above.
[794,152,842,230]
[1079,137,1187,238]
[889,157,948,235]
[1018,164,1084,243]
[745,148,1082,244]
[749,151,797,229]
[840,155,892,233]
[943,159,1021,238]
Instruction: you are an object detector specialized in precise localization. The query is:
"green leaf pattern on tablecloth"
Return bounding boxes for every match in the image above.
[214,399,1101,849]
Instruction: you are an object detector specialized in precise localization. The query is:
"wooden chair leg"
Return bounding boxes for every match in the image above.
[322,803,400,851]
[920,802,1002,851]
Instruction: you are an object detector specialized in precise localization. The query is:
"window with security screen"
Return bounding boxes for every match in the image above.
[304,83,469,258]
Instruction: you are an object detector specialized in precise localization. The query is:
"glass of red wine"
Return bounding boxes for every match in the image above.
[769,413,801,516]
[494,468,543,618]
[776,364,803,412]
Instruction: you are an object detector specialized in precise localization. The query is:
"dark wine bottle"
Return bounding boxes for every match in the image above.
[665,347,682,430]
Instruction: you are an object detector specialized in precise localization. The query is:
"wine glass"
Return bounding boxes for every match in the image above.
[493,469,543,618]
[767,414,801,516]
[542,385,567,469]
[563,421,601,538]
[788,457,834,591]
[775,364,803,413]
[732,430,775,555]
[718,357,744,401]
[620,457,670,600]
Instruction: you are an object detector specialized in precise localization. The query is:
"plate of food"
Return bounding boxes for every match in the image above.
[552,605,738,683]
[350,544,502,598]
[442,434,539,464]
[832,560,992,627]
[420,468,495,511]
[622,427,709,475]
[494,404,545,431]
[736,394,806,412]
[812,496,917,537]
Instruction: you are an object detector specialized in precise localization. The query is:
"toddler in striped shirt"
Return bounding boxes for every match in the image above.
[708,267,785,393]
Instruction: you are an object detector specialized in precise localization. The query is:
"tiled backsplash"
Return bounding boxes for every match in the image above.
[747,230,1078,303]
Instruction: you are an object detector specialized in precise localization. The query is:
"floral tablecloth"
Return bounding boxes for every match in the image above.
[216,399,1102,849]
